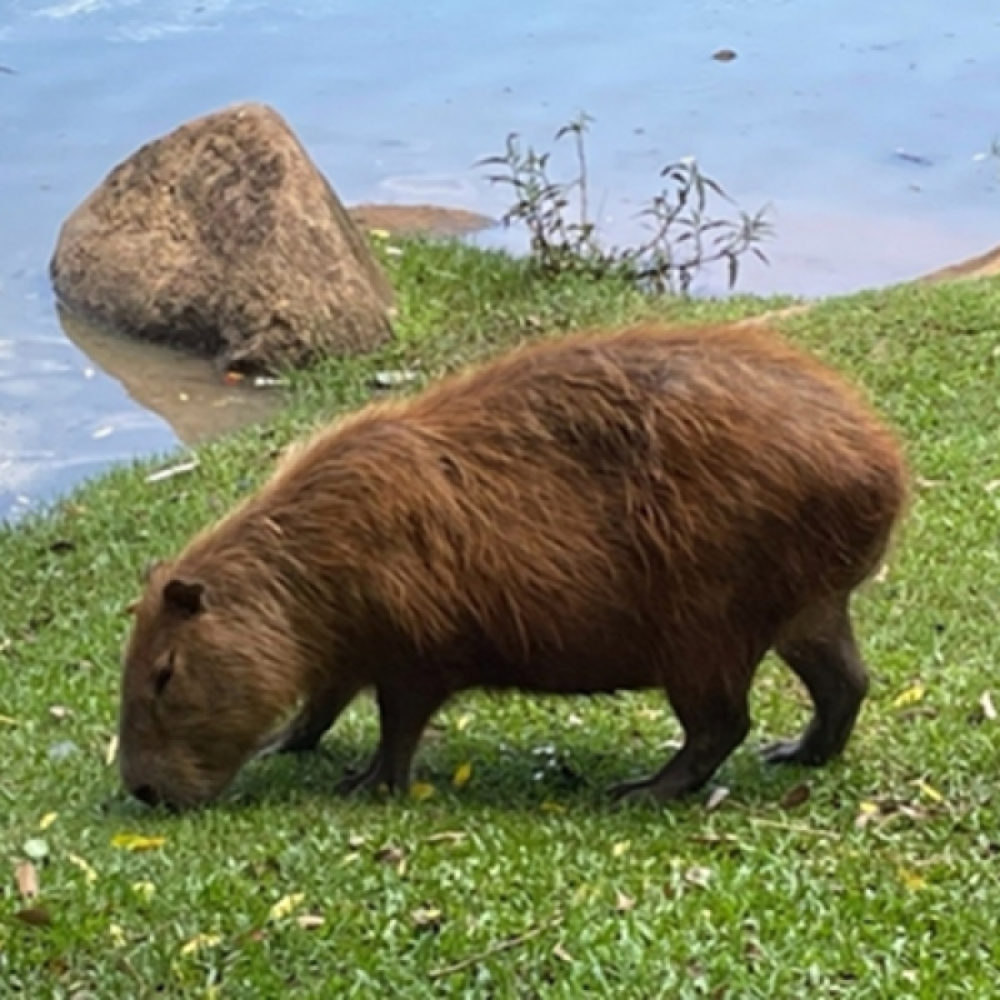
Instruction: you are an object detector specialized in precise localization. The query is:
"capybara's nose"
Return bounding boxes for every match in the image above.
[131,783,160,807]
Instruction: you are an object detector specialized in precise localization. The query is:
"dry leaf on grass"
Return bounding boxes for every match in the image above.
[979,691,997,722]
[780,782,811,810]
[897,867,928,891]
[412,907,444,930]
[180,933,222,956]
[613,889,635,913]
[15,906,52,927]
[452,762,473,789]
[410,782,435,801]
[553,943,574,963]
[16,860,39,899]
[67,853,98,885]
[131,880,155,900]
[296,914,325,930]
[269,893,305,922]
[892,683,926,709]
[373,844,406,866]
[915,780,944,803]
[684,865,712,889]
[38,812,58,831]
[425,830,467,846]
[111,832,166,852]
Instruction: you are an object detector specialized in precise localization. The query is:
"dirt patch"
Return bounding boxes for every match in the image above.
[348,203,494,238]
[917,243,1000,285]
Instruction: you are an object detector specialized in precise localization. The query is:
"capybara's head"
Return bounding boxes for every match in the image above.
[118,559,296,810]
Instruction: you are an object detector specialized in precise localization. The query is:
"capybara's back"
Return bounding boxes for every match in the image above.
[118,322,908,810]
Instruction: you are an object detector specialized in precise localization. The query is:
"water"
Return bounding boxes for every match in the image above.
[2,0,999,522]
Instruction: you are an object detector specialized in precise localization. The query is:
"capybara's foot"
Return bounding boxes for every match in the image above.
[334,751,404,797]
[335,768,384,796]
[606,773,698,805]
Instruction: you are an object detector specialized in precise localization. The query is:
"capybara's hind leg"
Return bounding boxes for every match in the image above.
[337,680,451,796]
[256,677,364,757]
[761,593,870,767]
[609,651,754,804]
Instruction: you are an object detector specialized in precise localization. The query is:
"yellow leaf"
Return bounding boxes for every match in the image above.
[109,922,127,947]
[269,893,305,921]
[452,762,472,789]
[455,713,473,732]
[892,683,925,709]
[540,800,565,814]
[612,840,631,858]
[131,880,155,900]
[898,867,927,891]
[0,714,19,726]
[111,832,166,852]
[105,735,119,767]
[369,228,391,240]
[858,800,880,816]
[67,853,98,884]
[410,782,435,801]
[180,933,222,956]
[38,812,58,831]
[916,780,944,803]
[411,907,443,928]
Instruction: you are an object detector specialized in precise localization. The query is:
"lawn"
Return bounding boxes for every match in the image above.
[2,236,999,997]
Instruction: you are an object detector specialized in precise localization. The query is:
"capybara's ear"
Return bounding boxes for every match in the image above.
[162,579,206,618]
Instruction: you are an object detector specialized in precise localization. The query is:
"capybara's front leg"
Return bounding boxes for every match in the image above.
[609,649,754,804]
[256,677,365,757]
[761,593,869,766]
[336,680,451,796]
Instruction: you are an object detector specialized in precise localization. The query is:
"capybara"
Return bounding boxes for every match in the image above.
[118,321,907,810]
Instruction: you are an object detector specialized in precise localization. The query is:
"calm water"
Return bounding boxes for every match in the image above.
[2,0,999,522]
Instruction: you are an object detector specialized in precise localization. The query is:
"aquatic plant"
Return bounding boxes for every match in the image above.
[478,112,773,294]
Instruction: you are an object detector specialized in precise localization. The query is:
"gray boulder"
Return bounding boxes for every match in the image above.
[50,102,395,374]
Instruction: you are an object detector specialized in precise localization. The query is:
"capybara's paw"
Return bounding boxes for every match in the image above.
[606,775,685,805]
[334,764,398,797]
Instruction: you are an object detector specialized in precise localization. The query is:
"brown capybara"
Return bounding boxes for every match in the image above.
[117,321,908,810]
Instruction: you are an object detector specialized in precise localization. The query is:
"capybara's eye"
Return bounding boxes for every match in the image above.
[153,655,174,696]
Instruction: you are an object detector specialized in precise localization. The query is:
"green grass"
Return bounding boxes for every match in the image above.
[3,236,1000,997]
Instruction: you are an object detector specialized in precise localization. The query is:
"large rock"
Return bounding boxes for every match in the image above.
[50,102,395,374]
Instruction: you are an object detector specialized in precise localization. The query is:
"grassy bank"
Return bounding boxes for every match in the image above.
[2,236,999,996]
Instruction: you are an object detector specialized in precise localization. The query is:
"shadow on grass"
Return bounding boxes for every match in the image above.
[117,721,838,822]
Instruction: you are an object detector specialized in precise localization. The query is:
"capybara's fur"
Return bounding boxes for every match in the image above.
[118,321,908,810]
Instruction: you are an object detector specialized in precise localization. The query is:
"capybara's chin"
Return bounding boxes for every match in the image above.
[117,320,908,811]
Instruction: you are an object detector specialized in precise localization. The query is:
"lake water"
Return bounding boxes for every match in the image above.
[2,0,999,523]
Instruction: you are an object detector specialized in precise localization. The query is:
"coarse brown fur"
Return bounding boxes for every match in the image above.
[117,321,909,810]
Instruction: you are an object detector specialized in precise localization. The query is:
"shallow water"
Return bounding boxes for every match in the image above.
[2,0,999,522]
